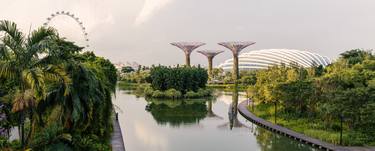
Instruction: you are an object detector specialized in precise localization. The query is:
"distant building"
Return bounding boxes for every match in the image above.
[114,61,140,71]
[218,49,331,71]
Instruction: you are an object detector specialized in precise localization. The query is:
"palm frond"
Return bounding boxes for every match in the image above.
[0,20,24,53]
[0,60,17,80]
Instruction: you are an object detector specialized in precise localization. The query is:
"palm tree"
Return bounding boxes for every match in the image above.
[0,20,69,147]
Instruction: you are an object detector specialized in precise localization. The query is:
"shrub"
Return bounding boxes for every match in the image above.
[149,66,208,93]
[185,91,199,98]
[152,90,165,98]
[165,89,182,99]
[144,86,154,97]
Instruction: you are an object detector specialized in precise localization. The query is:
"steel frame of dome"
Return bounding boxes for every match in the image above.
[218,49,332,71]
[44,11,90,48]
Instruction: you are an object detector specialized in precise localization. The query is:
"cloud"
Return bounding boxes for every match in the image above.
[135,0,172,26]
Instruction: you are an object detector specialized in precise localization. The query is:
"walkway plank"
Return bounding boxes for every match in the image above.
[238,100,375,151]
[111,117,125,151]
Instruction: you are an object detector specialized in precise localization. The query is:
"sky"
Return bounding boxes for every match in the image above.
[1,0,375,66]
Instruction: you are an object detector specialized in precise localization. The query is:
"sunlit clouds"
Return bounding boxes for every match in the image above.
[135,0,173,26]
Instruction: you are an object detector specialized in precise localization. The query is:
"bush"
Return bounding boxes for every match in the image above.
[165,89,182,99]
[149,65,208,93]
[144,86,154,97]
[152,90,165,98]
[185,91,199,98]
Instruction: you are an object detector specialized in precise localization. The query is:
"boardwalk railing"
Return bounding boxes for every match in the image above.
[237,100,375,151]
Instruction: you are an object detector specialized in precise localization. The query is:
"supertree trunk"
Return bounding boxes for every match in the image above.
[232,54,239,82]
[218,41,255,83]
[185,53,191,67]
[197,50,223,80]
[208,57,213,79]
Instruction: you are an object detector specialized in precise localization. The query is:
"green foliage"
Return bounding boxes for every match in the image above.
[0,21,117,150]
[152,90,165,98]
[120,70,150,83]
[249,49,375,146]
[165,89,182,99]
[121,66,134,73]
[149,65,208,94]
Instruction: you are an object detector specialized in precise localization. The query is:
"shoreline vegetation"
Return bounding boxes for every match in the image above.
[119,65,213,99]
[244,49,375,146]
[0,21,117,150]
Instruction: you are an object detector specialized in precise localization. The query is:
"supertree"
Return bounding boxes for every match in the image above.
[44,11,90,48]
[170,42,205,67]
[218,41,255,81]
[197,50,224,80]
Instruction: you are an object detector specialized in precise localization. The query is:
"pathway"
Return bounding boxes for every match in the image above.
[111,115,125,151]
[237,100,375,151]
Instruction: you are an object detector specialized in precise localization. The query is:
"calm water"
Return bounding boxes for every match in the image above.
[113,88,318,151]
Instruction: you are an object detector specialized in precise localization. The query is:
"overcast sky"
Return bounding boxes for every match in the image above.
[1,0,375,66]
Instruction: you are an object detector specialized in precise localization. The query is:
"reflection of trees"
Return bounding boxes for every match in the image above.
[255,127,316,151]
[146,99,207,127]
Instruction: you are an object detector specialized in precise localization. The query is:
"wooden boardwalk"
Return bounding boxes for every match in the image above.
[111,117,125,151]
[238,100,375,151]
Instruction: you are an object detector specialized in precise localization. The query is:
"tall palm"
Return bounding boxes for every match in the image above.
[0,20,69,147]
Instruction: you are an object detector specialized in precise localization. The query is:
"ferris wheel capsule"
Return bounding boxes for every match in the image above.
[86,45,90,47]
[43,23,48,26]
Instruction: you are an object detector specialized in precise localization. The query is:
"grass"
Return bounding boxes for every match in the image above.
[248,103,351,146]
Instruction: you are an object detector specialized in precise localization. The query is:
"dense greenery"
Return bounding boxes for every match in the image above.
[249,49,375,146]
[127,83,212,99]
[0,21,117,150]
[149,65,208,93]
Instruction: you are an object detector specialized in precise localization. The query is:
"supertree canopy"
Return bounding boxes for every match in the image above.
[171,42,205,66]
[218,41,256,56]
[197,50,224,80]
[218,41,255,81]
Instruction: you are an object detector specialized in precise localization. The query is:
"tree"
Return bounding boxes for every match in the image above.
[0,20,70,147]
[121,66,134,73]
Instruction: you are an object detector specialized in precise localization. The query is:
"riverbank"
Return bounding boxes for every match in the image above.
[238,100,375,151]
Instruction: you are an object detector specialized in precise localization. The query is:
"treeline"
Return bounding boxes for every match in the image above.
[248,49,375,145]
[149,65,208,94]
[0,21,117,150]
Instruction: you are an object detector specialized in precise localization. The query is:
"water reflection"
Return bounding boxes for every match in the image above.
[254,127,317,151]
[145,99,207,127]
[206,100,223,119]
[115,86,318,151]
[218,85,248,129]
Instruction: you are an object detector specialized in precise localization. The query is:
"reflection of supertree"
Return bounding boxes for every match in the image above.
[44,11,90,48]
[218,85,248,129]
[218,42,255,81]
[197,50,224,80]
[170,42,206,67]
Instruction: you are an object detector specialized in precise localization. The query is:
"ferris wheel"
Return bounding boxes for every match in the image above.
[43,11,90,48]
